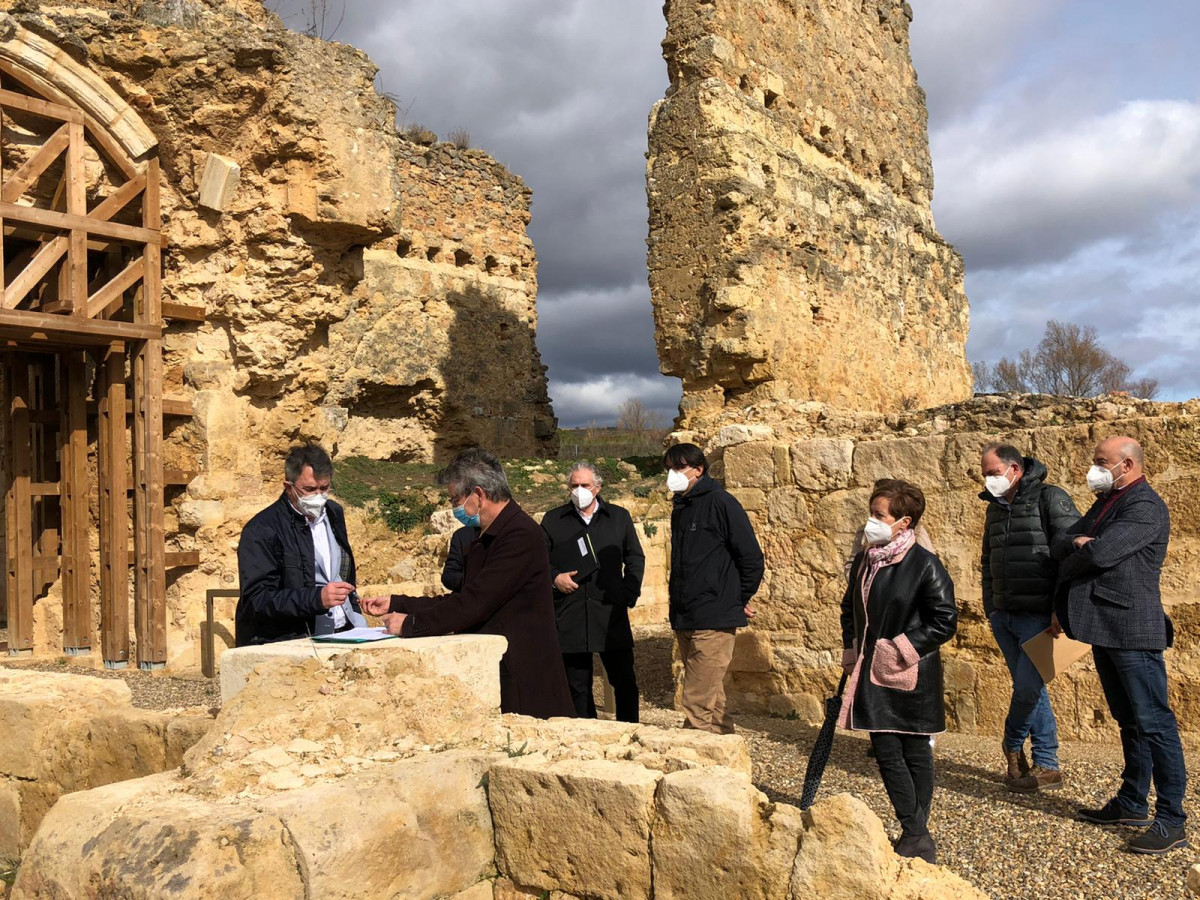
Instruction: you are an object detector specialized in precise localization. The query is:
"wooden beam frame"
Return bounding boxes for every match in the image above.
[97,345,130,667]
[132,156,167,669]
[86,257,144,319]
[2,235,67,309]
[0,201,158,245]
[5,356,34,654]
[59,352,90,653]
[1,66,181,670]
[0,123,70,204]
[0,307,159,345]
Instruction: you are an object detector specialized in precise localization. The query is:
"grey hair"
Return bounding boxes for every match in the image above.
[568,461,602,488]
[436,447,512,502]
[284,443,333,482]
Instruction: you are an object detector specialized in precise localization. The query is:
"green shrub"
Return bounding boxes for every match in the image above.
[623,455,662,478]
[594,458,624,485]
[376,490,437,534]
[633,484,652,498]
[643,521,658,538]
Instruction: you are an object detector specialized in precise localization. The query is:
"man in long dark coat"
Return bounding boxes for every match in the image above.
[542,461,645,722]
[363,448,573,719]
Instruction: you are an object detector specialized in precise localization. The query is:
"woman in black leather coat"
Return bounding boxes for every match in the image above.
[839,480,957,864]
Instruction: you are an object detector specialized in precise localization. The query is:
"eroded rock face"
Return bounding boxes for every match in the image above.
[647,0,972,430]
[0,669,213,859]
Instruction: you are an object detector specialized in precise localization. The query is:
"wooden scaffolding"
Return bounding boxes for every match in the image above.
[0,62,197,669]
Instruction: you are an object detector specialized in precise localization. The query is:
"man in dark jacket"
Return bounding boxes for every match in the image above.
[441,525,480,591]
[1052,436,1187,855]
[236,444,368,646]
[665,443,764,734]
[979,442,1080,792]
[542,461,645,722]
[362,448,573,720]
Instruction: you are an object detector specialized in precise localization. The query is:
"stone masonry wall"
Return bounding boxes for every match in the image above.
[0,1,557,664]
[0,668,212,860]
[12,639,986,899]
[682,393,1200,742]
[647,0,971,431]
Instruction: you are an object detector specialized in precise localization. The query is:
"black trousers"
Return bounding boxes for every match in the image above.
[870,731,934,837]
[562,649,639,723]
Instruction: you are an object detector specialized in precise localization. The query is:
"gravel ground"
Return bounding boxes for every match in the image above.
[628,626,1197,900]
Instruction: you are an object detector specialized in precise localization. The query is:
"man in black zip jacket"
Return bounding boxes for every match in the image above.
[236,444,367,646]
[665,443,764,734]
[980,442,1080,792]
[542,461,645,721]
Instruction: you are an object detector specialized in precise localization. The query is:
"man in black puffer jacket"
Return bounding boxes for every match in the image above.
[980,442,1081,792]
[665,443,764,734]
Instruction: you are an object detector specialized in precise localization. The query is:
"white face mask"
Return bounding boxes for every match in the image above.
[1086,462,1121,493]
[984,471,1014,498]
[296,491,328,518]
[570,486,595,510]
[862,517,895,546]
[666,469,690,493]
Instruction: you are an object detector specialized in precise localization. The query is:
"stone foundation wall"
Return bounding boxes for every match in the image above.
[12,638,985,899]
[647,0,971,431]
[683,394,1200,741]
[0,669,212,861]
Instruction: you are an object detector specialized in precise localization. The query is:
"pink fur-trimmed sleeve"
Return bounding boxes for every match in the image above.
[869,636,919,691]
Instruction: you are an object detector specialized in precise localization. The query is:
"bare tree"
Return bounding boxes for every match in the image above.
[267,0,345,40]
[617,397,663,434]
[974,320,1158,399]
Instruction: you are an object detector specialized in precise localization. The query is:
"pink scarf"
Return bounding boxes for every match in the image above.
[838,528,917,730]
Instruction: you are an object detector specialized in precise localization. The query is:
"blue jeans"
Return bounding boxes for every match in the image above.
[990,610,1060,768]
[1093,646,1187,828]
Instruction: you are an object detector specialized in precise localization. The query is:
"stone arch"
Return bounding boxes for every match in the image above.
[0,13,157,162]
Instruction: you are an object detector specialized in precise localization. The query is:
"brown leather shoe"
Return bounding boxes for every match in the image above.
[1002,746,1031,783]
[1008,765,1064,793]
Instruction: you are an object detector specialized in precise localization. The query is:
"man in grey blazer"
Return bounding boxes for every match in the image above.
[1051,436,1187,854]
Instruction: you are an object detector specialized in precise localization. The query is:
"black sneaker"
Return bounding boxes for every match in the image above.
[1077,799,1153,827]
[1127,821,1188,855]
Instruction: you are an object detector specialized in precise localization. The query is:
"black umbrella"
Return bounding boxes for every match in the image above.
[799,670,849,811]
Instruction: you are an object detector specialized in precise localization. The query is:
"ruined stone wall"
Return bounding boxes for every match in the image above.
[0,669,212,860]
[682,394,1200,741]
[12,639,986,899]
[0,0,558,664]
[647,0,971,431]
[328,140,556,461]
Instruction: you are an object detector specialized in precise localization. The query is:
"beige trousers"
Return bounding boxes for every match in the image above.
[676,628,737,734]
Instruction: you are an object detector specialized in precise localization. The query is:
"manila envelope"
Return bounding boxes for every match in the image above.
[1021,630,1092,683]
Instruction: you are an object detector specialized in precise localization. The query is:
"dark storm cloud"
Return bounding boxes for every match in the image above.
[270,0,1200,420]
[537,284,661,384]
[911,0,1200,400]
[271,0,665,294]
[268,0,675,424]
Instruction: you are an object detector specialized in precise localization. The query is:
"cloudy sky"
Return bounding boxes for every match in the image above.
[272,0,1200,426]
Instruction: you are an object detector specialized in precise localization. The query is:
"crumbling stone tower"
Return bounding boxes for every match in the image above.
[648,0,972,429]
